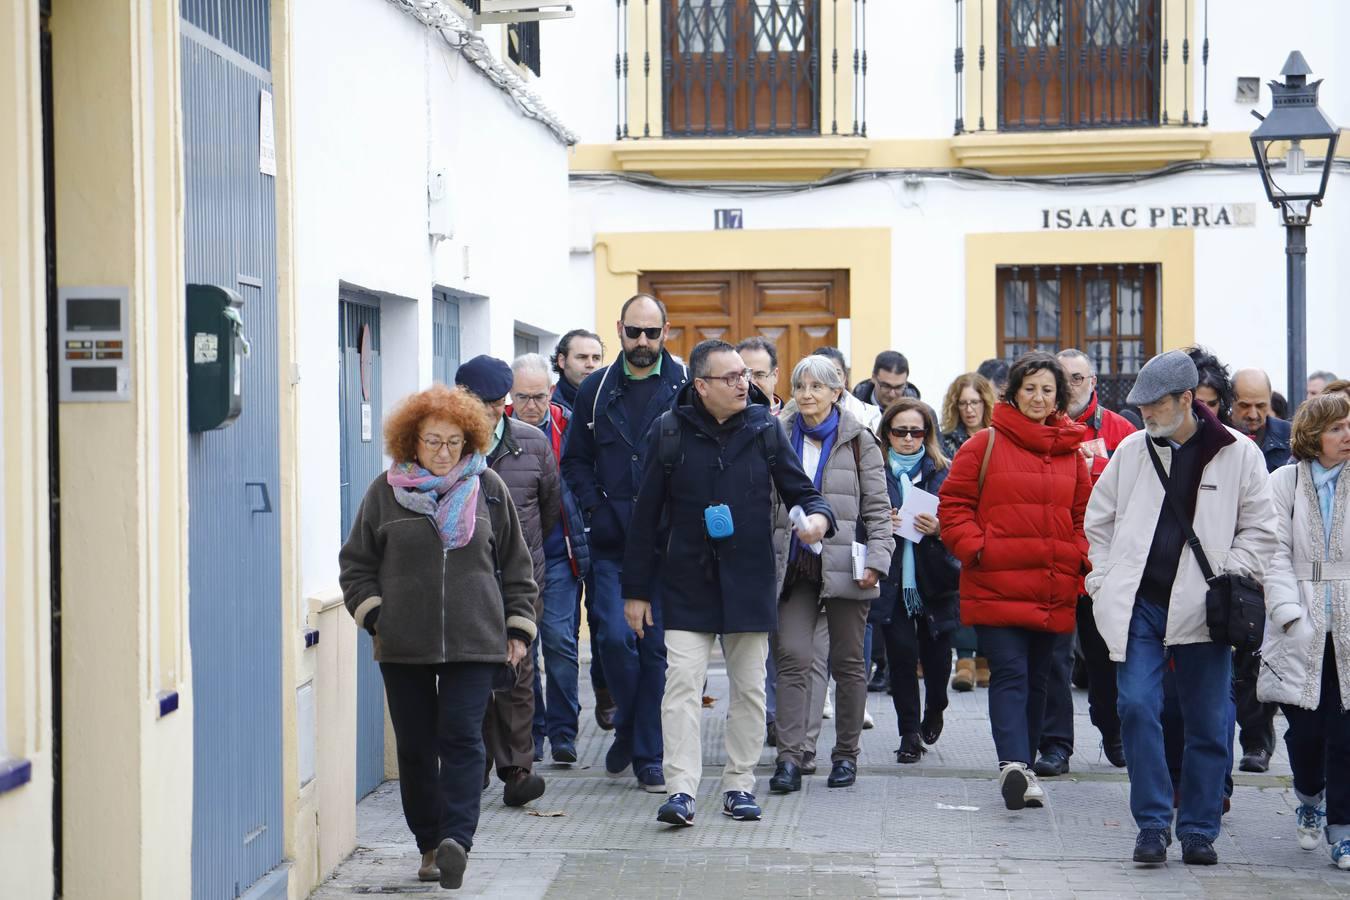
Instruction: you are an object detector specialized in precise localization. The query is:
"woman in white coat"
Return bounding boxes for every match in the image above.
[1257,392,1350,869]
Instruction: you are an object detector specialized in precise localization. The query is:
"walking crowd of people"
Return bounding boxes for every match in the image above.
[339,292,1350,890]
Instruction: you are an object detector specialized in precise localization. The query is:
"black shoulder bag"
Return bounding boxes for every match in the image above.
[1145,440,1264,649]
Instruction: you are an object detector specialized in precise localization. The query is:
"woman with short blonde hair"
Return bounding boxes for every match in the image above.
[1258,391,1350,869]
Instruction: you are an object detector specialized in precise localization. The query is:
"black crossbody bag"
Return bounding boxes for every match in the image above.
[1145,440,1264,649]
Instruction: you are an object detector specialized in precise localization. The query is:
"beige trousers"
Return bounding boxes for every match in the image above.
[662,630,769,800]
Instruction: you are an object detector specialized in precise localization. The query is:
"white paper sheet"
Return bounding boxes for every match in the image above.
[895,486,939,544]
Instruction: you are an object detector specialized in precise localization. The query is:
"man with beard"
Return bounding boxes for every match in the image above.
[551,329,605,412]
[1085,350,1275,867]
[561,294,688,793]
[1031,350,1137,779]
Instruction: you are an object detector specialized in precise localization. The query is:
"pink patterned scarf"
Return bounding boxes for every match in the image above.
[387,452,487,550]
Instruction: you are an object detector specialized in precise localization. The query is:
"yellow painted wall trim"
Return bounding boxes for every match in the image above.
[607,137,870,180]
[964,229,1196,372]
[951,128,1213,175]
[592,227,891,377]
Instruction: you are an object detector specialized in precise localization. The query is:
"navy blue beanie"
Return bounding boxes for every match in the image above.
[454,354,514,402]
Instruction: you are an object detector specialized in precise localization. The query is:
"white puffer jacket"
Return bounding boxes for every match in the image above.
[1256,462,1350,710]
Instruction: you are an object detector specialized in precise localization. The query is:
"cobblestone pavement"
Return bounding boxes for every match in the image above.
[312,649,1347,899]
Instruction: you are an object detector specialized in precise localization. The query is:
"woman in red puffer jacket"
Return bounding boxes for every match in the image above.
[938,351,1091,812]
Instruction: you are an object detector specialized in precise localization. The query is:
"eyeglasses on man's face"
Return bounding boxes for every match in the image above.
[514,392,550,406]
[419,435,464,454]
[622,324,663,341]
[1067,373,1091,386]
[888,427,926,439]
[702,369,753,389]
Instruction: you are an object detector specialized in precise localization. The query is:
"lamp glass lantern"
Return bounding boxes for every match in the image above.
[1250,52,1340,225]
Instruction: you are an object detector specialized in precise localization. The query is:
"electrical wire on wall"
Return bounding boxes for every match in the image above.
[570,158,1350,198]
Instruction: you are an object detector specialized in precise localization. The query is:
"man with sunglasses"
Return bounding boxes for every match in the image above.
[622,339,833,826]
[560,294,688,792]
[1031,349,1140,782]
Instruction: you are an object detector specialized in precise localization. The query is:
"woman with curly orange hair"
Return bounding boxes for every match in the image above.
[340,383,538,890]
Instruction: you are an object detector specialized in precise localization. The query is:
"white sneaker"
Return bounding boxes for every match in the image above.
[862,708,875,729]
[1023,770,1045,808]
[822,681,835,719]
[998,762,1029,811]
[1296,803,1326,851]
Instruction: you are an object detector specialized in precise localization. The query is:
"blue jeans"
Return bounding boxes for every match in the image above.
[586,557,666,771]
[1117,600,1232,841]
[1038,631,1077,757]
[531,555,581,745]
[975,625,1057,766]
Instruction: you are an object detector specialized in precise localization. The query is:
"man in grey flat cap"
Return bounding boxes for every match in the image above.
[1083,350,1275,868]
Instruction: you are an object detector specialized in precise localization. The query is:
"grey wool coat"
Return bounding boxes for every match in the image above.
[772,402,895,601]
[339,466,538,665]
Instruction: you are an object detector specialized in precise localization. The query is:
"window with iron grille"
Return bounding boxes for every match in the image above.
[999,0,1160,130]
[996,263,1159,411]
[663,0,820,137]
[508,21,541,76]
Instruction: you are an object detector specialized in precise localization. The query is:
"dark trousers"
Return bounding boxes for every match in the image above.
[1234,646,1277,755]
[1040,596,1121,758]
[1162,664,1236,798]
[576,580,608,694]
[882,612,951,736]
[483,649,536,777]
[1282,636,1350,842]
[975,625,1057,766]
[381,661,498,853]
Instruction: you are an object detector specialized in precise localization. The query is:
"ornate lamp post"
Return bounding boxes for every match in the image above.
[1250,51,1339,406]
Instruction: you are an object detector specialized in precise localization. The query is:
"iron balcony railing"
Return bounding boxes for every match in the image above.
[616,0,867,139]
[954,0,1209,134]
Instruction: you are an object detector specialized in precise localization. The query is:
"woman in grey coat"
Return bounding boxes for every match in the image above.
[1257,392,1350,869]
[769,355,894,793]
[340,384,538,890]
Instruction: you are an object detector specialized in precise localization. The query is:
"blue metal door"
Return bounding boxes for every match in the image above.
[181,6,285,898]
[339,295,385,799]
[432,291,461,385]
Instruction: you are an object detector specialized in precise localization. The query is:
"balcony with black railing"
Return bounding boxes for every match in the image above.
[615,0,867,140]
[954,0,1209,135]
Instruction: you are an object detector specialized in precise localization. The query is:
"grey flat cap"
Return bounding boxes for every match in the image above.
[1126,350,1200,406]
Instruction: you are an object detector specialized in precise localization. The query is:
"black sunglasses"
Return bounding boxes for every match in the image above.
[622,324,662,340]
[888,427,926,439]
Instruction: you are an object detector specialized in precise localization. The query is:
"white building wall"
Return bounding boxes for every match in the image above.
[291,0,578,596]
[572,166,1350,398]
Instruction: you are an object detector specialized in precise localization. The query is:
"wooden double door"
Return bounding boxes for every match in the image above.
[639,268,849,400]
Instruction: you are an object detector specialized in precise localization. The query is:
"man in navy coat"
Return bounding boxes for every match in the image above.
[560,294,687,792]
[622,339,833,827]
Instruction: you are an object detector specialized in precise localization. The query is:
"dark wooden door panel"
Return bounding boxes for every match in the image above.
[640,268,849,399]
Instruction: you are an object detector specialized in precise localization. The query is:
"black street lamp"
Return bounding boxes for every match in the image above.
[1250,51,1339,406]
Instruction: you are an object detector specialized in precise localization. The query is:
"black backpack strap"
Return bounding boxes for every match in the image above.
[1145,439,1217,584]
[657,409,683,477]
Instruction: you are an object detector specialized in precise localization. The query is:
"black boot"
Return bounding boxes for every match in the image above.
[827,759,857,788]
[895,733,925,764]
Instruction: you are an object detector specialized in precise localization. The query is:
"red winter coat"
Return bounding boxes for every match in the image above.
[938,403,1092,633]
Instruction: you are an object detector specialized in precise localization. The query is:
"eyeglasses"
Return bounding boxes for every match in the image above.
[701,369,753,388]
[1068,373,1091,385]
[419,435,464,454]
[622,324,663,341]
[888,427,926,440]
[514,392,550,406]
[874,381,907,394]
[750,370,775,381]
[957,399,983,409]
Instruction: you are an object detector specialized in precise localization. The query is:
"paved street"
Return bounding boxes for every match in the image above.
[312,649,1346,899]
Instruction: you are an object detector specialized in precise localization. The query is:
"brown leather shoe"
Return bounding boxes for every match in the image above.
[975,657,991,688]
[418,850,439,882]
[951,658,976,692]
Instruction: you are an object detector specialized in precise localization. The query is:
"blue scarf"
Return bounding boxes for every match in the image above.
[889,448,927,617]
[790,406,840,559]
